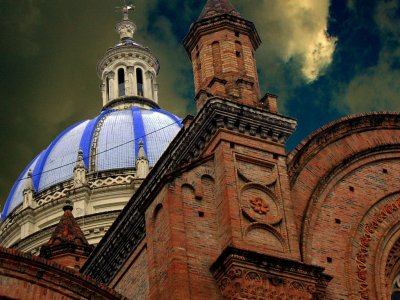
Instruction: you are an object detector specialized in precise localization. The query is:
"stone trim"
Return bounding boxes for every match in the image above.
[102,95,160,111]
[210,247,332,300]
[97,46,160,78]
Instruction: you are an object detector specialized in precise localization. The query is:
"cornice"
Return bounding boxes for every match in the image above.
[183,13,261,55]
[10,211,121,251]
[102,95,160,111]
[97,45,160,78]
[1,172,137,234]
[82,97,297,283]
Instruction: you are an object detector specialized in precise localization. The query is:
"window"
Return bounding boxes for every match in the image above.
[392,274,400,299]
[106,77,111,100]
[211,41,221,75]
[118,68,125,97]
[136,68,144,96]
[151,76,154,99]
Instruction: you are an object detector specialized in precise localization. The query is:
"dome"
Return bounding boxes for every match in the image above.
[1,107,182,220]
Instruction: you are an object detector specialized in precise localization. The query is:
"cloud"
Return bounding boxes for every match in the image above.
[239,0,337,82]
[335,0,400,113]
[0,0,42,58]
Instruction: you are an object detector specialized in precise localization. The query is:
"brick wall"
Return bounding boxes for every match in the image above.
[189,28,261,110]
[289,113,400,299]
[111,240,150,299]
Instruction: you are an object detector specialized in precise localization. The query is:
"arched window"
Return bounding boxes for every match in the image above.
[235,41,244,75]
[106,77,111,100]
[150,75,154,99]
[392,274,400,299]
[212,41,221,75]
[136,68,144,96]
[118,68,125,97]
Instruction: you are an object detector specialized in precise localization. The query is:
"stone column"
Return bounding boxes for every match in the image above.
[127,66,135,96]
[107,71,115,100]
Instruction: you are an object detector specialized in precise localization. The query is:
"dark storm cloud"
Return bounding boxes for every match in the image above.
[335,0,400,113]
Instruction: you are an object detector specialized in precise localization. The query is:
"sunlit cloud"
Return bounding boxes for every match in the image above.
[240,0,337,82]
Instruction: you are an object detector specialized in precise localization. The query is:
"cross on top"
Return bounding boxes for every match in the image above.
[120,1,135,20]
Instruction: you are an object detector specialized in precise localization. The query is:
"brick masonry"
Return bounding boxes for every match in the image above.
[0,246,126,300]
[52,2,400,300]
[106,4,400,300]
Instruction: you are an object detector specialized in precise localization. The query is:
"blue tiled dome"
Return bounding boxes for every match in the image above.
[1,107,182,220]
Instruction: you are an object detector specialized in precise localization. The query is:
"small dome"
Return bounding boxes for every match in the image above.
[1,107,182,220]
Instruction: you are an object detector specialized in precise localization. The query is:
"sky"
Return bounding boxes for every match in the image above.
[0,0,399,209]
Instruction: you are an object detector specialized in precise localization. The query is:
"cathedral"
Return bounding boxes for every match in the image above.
[1,0,400,299]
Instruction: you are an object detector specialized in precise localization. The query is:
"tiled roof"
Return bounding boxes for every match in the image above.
[46,204,89,247]
[198,0,241,20]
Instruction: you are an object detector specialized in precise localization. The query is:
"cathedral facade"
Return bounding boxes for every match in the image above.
[1,0,400,299]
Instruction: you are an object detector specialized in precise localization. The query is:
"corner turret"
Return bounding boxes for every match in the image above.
[183,0,262,111]
[39,200,93,270]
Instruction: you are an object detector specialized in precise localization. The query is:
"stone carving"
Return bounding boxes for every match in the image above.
[355,198,400,299]
[90,175,135,189]
[37,189,69,206]
[240,183,282,225]
[217,266,316,300]
[250,197,269,215]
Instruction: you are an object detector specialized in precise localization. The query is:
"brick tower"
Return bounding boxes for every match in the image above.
[40,201,94,270]
[183,0,262,110]
[83,1,332,298]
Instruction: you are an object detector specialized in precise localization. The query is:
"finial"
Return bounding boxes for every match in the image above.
[63,199,73,212]
[136,139,149,179]
[120,1,135,21]
[75,149,85,168]
[137,139,148,160]
[115,2,137,40]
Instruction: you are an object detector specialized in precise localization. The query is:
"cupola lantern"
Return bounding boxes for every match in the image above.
[97,3,160,110]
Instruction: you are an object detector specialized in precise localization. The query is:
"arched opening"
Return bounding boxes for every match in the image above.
[150,75,154,99]
[212,41,222,75]
[118,68,125,97]
[393,274,400,299]
[106,77,111,100]
[235,41,244,74]
[136,68,144,96]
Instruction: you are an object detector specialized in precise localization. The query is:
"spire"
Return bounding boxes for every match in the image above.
[198,0,241,20]
[39,200,93,269]
[136,139,149,179]
[44,200,89,247]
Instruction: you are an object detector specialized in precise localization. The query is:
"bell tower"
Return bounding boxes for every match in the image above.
[183,0,262,110]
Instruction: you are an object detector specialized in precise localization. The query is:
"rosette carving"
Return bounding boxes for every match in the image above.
[240,183,282,225]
